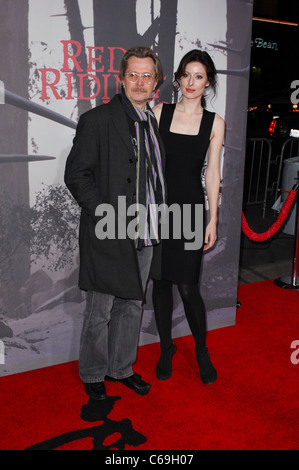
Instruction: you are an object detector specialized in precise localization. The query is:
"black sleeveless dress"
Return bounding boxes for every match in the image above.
[159,103,215,284]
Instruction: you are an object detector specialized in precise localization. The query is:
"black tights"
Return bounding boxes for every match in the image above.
[152,279,207,355]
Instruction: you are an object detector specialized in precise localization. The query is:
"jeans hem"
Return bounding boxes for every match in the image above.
[106,372,133,380]
[80,378,105,384]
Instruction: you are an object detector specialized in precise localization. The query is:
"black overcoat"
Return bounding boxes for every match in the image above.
[64,94,165,300]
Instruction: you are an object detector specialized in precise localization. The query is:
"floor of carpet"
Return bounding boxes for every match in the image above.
[0,280,298,450]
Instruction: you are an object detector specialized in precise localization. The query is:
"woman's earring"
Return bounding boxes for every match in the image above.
[173,79,180,91]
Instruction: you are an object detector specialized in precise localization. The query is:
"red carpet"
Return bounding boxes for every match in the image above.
[0,280,298,450]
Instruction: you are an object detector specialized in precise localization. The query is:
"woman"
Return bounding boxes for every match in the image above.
[152,50,225,385]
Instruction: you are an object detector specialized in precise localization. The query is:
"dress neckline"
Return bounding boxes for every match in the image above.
[168,103,205,137]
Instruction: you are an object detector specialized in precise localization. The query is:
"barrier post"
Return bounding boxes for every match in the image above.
[291,171,299,286]
[274,171,299,290]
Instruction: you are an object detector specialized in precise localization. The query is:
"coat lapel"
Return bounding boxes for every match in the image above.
[108,94,166,170]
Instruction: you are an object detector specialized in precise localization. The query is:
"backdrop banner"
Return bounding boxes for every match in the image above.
[0,0,253,376]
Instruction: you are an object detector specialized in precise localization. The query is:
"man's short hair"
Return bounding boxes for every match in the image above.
[119,46,163,84]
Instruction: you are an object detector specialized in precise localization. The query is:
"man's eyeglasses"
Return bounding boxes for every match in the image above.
[125,72,156,84]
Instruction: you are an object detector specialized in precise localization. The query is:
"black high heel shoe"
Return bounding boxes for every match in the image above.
[156,342,177,380]
[196,348,217,385]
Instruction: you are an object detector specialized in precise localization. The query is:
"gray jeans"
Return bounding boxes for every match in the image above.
[79,246,153,383]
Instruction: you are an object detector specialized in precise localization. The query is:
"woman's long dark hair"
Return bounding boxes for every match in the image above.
[174,50,217,108]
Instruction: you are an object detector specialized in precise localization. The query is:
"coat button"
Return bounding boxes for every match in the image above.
[127,178,131,183]
[129,158,134,164]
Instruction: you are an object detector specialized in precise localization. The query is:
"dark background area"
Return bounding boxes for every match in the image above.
[250,0,299,96]
[252,0,299,23]
[247,0,299,134]
[239,0,299,286]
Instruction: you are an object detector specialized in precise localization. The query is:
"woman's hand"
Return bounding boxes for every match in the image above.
[204,220,217,251]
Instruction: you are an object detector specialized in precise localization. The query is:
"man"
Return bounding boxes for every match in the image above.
[65,47,165,400]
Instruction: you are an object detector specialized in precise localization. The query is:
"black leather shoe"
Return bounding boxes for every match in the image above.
[84,381,107,400]
[105,373,151,396]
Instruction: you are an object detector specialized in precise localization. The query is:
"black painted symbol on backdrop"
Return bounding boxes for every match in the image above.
[25,396,147,450]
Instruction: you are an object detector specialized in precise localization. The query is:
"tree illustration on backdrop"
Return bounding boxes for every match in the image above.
[0,184,80,318]
[0,0,179,319]
[0,0,30,314]
[93,0,178,105]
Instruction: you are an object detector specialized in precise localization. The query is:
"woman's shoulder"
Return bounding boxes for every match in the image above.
[206,110,225,128]
[152,101,164,111]
[205,108,224,120]
[213,112,225,128]
[152,101,168,125]
[210,112,225,141]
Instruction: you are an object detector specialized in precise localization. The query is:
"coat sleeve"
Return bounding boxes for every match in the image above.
[64,111,102,222]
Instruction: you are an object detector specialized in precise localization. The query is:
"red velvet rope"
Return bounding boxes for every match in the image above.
[242,189,297,241]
